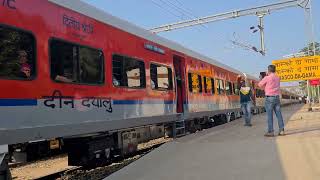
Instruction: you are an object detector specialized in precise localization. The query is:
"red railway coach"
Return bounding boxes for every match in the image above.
[0,0,269,175]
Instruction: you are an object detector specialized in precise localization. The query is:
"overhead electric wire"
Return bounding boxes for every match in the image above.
[170,0,204,20]
[159,0,196,19]
[160,0,208,28]
[149,0,185,21]
[157,0,208,29]
[150,0,267,55]
[152,0,204,32]
[172,0,183,6]
[152,0,258,54]
[156,0,243,52]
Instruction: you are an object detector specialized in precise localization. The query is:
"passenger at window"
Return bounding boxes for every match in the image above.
[17,50,32,78]
[113,76,120,86]
[19,64,31,78]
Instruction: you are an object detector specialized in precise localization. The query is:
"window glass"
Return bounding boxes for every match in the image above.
[204,77,213,94]
[79,47,104,84]
[226,81,233,95]
[188,73,192,92]
[50,39,104,84]
[0,25,36,79]
[234,82,240,95]
[188,73,202,93]
[217,79,225,95]
[226,81,230,95]
[112,55,122,86]
[211,78,215,94]
[112,54,146,88]
[198,75,202,93]
[203,77,207,93]
[150,64,173,90]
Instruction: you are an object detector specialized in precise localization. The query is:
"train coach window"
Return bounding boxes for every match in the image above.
[204,77,214,94]
[79,47,104,84]
[211,78,215,94]
[234,82,240,95]
[232,83,239,95]
[226,81,233,95]
[203,77,208,93]
[150,63,173,90]
[217,79,225,95]
[112,54,146,88]
[188,73,202,93]
[0,25,36,80]
[50,39,104,85]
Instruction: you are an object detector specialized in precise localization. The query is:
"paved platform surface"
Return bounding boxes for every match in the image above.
[106,104,320,180]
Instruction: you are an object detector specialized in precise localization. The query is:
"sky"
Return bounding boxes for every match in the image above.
[83,0,319,81]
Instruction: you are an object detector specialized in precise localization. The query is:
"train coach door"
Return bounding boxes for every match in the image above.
[173,55,186,113]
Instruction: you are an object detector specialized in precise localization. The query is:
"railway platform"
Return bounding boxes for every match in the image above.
[105,104,320,180]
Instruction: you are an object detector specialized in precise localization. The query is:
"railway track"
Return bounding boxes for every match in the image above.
[11,138,171,180]
[34,167,81,180]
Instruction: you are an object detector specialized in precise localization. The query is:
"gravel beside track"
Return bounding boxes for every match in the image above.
[10,137,172,180]
[10,154,74,180]
[59,137,172,180]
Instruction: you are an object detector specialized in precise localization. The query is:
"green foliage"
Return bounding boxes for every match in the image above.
[299,42,320,56]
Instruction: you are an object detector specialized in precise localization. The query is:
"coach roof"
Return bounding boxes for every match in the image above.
[48,0,257,80]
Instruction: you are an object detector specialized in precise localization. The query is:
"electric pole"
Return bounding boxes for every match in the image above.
[150,0,310,56]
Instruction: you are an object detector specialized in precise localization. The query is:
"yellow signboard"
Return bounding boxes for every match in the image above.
[272,56,320,82]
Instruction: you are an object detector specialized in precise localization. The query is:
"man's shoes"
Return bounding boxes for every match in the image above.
[264,132,274,137]
[278,130,286,136]
[244,123,252,127]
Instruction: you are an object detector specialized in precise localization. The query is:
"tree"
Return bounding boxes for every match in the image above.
[299,42,320,56]
[299,80,307,95]
[297,42,320,98]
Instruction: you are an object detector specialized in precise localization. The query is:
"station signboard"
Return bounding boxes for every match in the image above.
[272,56,320,82]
